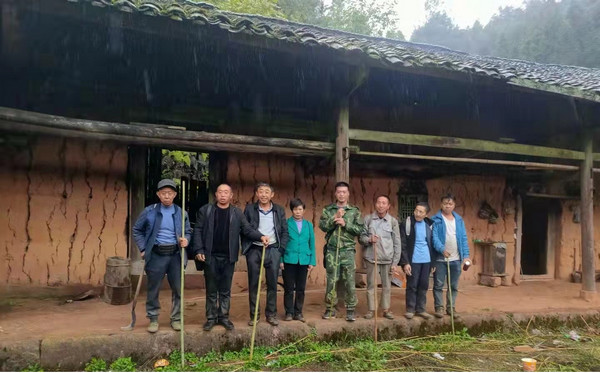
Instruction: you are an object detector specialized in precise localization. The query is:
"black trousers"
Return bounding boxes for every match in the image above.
[405,262,431,313]
[204,254,235,322]
[247,245,280,319]
[282,263,309,316]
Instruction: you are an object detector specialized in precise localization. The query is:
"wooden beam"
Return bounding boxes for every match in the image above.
[355,150,600,173]
[336,98,350,182]
[351,129,600,161]
[580,132,596,299]
[0,107,338,156]
[0,120,330,157]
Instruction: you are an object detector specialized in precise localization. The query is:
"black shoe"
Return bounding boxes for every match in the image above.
[285,313,293,321]
[203,320,217,331]
[346,310,356,322]
[294,314,305,323]
[266,316,279,326]
[322,309,336,319]
[219,319,235,331]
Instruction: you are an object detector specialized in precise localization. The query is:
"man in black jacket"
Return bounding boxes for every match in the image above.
[399,202,435,320]
[242,182,289,326]
[192,184,269,331]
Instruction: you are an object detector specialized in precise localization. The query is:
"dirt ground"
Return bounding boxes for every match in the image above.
[0,280,598,343]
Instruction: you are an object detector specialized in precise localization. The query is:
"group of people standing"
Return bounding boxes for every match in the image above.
[133,179,470,333]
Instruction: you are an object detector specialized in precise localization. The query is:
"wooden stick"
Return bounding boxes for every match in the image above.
[250,243,267,360]
[328,226,342,317]
[180,179,186,368]
[446,258,455,335]
[371,227,378,342]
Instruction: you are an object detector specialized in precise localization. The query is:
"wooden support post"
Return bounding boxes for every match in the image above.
[513,195,523,286]
[336,98,350,183]
[128,146,147,275]
[580,133,596,300]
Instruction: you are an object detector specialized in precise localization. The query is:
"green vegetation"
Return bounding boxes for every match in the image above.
[84,358,107,372]
[108,357,136,372]
[70,326,600,371]
[199,0,405,39]
[21,363,43,372]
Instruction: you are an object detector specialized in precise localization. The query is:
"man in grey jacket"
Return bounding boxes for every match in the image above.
[359,195,401,320]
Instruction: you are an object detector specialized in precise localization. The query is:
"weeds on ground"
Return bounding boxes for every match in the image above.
[77,324,600,372]
[84,358,107,372]
[108,357,136,372]
[21,363,43,372]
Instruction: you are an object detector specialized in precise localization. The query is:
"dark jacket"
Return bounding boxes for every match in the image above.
[192,203,263,263]
[399,216,434,267]
[132,203,192,264]
[241,202,289,255]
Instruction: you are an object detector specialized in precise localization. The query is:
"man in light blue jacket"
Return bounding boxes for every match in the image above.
[431,193,470,319]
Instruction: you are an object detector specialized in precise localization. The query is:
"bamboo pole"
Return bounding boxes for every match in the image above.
[180,180,186,368]
[250,244,267,360]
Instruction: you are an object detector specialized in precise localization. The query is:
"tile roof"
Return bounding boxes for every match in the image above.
[68,0,600,102]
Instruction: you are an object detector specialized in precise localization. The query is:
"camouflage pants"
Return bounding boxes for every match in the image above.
[324,248,357,310]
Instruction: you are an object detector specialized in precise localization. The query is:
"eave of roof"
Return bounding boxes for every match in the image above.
[65,0,600,103]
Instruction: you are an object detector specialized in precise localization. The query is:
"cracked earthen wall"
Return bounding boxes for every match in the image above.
[226,153,517,287]
[0,137,128,287]
[556,177,600,280]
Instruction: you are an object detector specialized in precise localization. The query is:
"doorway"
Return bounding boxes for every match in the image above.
[520,197,561,277]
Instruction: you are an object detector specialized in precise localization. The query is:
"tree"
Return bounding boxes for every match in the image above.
[411,0,600,68]
[200,0,284,18]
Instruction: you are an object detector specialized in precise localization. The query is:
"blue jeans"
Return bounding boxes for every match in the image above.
[433,260,461,311]
[145,252,181,322]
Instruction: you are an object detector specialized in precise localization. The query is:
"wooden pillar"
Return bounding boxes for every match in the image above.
[335,98,350,183]
[513,195,523,285]
[580,133,596,300]
[128,146,147,275]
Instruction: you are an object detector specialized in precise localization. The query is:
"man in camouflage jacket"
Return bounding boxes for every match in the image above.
[319,181,364,322]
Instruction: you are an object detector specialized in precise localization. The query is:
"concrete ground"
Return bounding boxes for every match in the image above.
[1,280,599,370]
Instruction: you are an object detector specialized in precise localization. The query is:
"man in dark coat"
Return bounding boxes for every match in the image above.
[399,202,435,320]
[242,182,289,326]
[192,183,268,331]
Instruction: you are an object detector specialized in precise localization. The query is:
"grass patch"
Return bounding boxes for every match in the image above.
[74,324,600,372]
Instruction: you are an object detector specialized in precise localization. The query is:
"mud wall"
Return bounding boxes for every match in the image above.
[556,178,600,281]
[225,153,516,287]
[0,136,128,288]
[426,176,517,284]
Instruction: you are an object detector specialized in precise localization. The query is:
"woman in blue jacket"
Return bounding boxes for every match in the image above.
[280,198,316,322]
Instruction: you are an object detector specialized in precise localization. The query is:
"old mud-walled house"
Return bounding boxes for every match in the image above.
[1,0,600,298]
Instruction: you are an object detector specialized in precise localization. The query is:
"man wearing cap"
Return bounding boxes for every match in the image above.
[132,179,192,333]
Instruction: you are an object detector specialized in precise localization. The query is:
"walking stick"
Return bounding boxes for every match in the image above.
[370,228,378,342]
[180,180,186,367]
[328,226,342,316]
[446,258,455,335]
[120,268,144,331]
[250,243,267,360]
